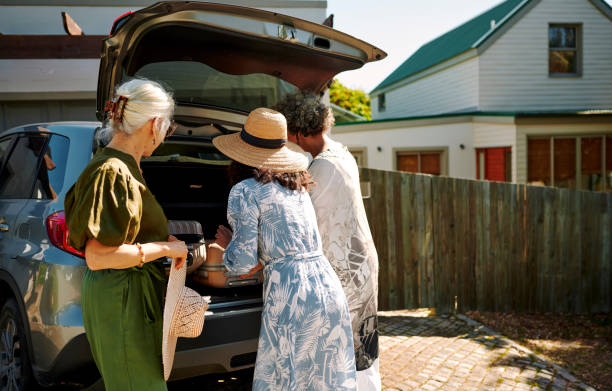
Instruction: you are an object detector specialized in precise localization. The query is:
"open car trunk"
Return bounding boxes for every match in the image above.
[96,1,386,119]
[141,134,264,305]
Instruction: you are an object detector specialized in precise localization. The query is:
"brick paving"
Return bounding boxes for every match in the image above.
[165,309,598,390]
[378,309,596,391]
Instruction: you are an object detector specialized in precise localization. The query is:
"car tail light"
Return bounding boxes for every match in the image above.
[46,211,85,259]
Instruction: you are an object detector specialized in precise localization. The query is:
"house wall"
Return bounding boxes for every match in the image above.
[514,117,612,183]
[371,56,479,120]
[0,99,96,130]
[332,117,476,179]
[479,0,612,111]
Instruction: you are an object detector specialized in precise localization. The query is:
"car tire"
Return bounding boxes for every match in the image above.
[0,298,35,391]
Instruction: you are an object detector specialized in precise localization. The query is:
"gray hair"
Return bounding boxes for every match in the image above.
[96,78,175,145]
[273,91,334,137]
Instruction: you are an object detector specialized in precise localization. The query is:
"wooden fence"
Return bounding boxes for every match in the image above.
[360,168,612,314]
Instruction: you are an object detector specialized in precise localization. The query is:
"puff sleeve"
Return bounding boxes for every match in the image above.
[65,162,142,252]
[223,180,260,274]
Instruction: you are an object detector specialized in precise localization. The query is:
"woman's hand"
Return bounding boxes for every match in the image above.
[166,240,188,270]
[240,262,263,279]
[215,225,232,249]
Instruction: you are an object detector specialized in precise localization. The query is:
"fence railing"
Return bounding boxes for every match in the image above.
[360,168,612,314]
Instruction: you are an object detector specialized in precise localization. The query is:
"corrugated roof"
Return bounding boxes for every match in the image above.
[371,0,529,93]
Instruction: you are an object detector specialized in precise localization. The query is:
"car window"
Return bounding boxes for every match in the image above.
[0,134,47,199]
[32,134,70,200]
[145,142,231,166]
[134,61,297,113]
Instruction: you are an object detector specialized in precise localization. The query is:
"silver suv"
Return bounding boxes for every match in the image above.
[0,2,385,389]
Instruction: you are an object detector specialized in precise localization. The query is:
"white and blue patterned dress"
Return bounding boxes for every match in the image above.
[223,178,357,391]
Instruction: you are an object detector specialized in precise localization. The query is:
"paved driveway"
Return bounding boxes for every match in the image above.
[378,310,595,391]
[166,309,595,391]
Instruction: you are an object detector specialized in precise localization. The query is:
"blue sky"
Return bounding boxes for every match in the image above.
[328,0,612,92]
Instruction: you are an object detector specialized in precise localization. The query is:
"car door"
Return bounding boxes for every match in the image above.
[0,132,49,294]
[0,135,16,244]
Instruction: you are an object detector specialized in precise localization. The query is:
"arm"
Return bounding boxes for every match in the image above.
[84,238,188,271]
[222,182,261,275]
[216,225,263,279]
[67,164,188,270]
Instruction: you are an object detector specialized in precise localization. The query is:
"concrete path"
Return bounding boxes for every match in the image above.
[378,309,595,391]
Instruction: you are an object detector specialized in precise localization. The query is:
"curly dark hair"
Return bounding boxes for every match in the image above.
[228,161,314,191]
[273,91,335,137]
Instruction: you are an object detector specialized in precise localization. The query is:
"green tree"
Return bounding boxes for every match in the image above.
[329,79,371,120]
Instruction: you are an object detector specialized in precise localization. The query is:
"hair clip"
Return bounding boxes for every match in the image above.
[104,95,128,122]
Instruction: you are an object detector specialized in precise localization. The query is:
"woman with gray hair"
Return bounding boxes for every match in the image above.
[65,78,187,390]
[275,92,381,391]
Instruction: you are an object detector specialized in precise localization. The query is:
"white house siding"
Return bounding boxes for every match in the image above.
[0,99,96,130]
[515,118,612,183]
[371,56,480,120]
[0,59,99,97]
[332,118,476,179]
[479,0,612,112]
[472,118,517,181]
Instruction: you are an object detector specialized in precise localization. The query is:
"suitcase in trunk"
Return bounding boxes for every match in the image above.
[192,241,263,288]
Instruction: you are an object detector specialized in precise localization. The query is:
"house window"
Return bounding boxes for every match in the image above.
[476,147,512,182]
[348,147,367,167]
[378,93,386,112]
[396,150,445,175]
[549,25,580,75]
[528,135,612,192]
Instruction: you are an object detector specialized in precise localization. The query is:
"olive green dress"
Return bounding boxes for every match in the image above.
[65,147,169,390]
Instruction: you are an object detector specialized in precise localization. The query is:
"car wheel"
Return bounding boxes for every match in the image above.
[0,298,34,391]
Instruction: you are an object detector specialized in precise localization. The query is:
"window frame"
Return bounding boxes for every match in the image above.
[348,146,368,168]
[393,147,448,176]
[527,134,611,191]
[475,147,512,182]
[548,23,582,78]
[378,93,386,112]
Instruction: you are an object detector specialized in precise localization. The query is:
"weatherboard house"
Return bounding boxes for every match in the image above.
[334,0,612,192]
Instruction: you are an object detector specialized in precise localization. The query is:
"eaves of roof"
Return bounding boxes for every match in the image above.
[334,109,612,127]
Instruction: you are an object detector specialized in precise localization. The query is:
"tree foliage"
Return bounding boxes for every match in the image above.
[329,79,371,120]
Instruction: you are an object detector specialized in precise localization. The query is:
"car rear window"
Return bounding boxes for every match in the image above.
[145,141,231,166]
[134,61,297,113]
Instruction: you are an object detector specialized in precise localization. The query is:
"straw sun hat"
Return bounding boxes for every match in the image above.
[162,258,210,380]
[212,107,308,172]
